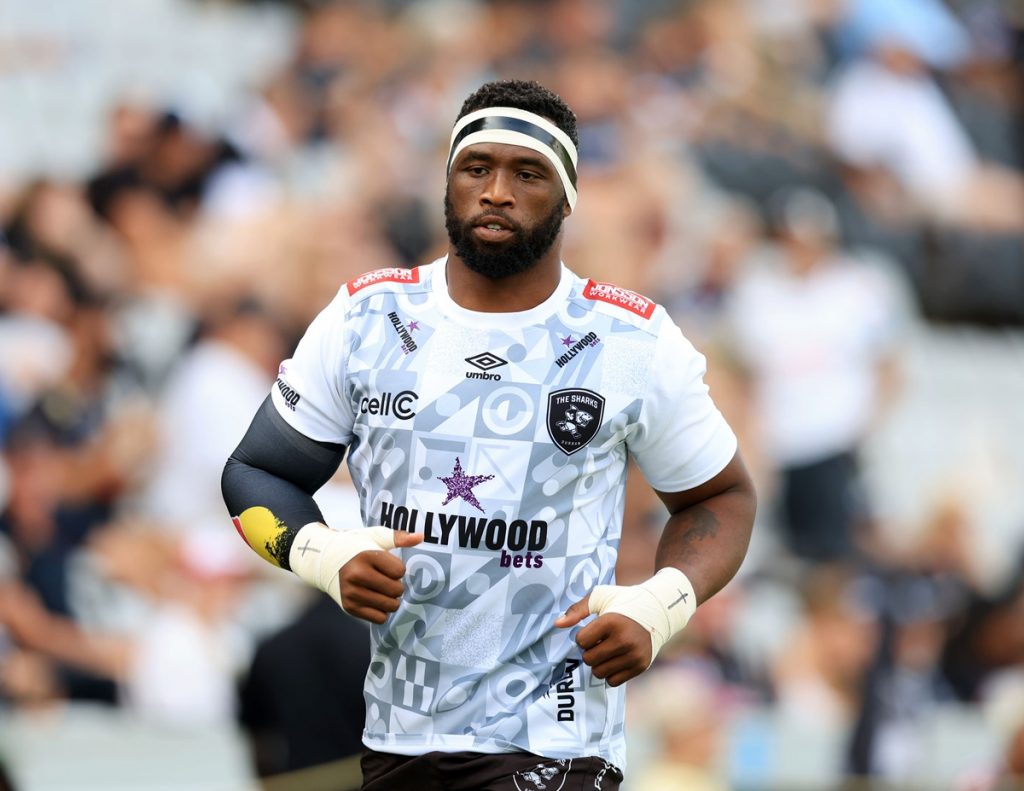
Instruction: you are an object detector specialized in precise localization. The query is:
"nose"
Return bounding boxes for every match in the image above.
[480,168,515,207]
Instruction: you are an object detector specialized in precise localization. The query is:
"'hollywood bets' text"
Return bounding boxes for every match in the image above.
[379,503,546,568]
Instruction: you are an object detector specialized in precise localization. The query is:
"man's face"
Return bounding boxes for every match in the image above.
[444,142,569,280]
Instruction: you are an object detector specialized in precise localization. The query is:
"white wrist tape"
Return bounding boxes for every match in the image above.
[288,523,397,610]
[588,567,697,662]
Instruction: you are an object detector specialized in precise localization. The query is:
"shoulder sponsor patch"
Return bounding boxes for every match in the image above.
[582,280,656,319]
[346,267,421,295]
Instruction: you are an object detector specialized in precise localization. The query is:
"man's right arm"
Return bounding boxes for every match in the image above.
[221,396,346,570]
[221,396,423,622]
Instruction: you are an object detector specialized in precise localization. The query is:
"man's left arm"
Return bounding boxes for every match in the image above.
[653,450,756,605]
[556,451,756,686]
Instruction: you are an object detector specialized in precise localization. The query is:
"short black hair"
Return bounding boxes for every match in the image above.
[456,79,578,149]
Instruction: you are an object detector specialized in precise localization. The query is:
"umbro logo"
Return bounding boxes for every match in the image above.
[466,352,507,371]
[465,351,507,381]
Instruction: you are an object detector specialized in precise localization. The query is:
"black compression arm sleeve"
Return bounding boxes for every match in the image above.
[221,396,347,570]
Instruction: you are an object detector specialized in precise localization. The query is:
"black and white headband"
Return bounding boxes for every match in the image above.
[447,107,579,210]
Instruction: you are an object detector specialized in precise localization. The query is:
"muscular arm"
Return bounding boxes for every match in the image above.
[221,396,346,570]
[654,450,757,605]
[222,396,423,622]
[558,451,756,686]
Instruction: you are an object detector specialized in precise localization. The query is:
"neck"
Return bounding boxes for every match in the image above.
[444,247,563,312]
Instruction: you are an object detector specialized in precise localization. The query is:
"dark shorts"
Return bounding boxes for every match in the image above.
[779,450,866,561]
[360,747,624,791]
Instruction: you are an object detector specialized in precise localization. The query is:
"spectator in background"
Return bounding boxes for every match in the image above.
[957,671,1024,790]
[0,251,75,438]
[554,48,677,293]
[655,195,764,348]
[0,523,253,725]
[826,0,1024,232]
[240,591,371,780]
[0,241,153,623]
[138,297,288,541]
[848,572,961,780]
[627,666,729,791]
[0,250,154,706]
[942,555,1024,704]
[2,181,126,303]
[726,188,907,563]
[772,565,879,733]
[0,418,99,620]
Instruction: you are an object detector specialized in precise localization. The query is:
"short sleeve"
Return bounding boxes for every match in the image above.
[628,318,737,492]
[270,289,354,444]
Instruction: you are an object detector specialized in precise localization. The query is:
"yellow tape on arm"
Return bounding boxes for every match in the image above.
[231,506,292,568]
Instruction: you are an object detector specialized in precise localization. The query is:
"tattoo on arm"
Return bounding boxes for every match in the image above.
[657,504,721,566]
[654,466,756,603]
[678,505,720,544]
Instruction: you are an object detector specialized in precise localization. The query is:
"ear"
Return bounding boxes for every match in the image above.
[563,200,572,218]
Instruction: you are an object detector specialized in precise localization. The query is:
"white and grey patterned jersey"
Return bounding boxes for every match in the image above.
[270,258,737,768]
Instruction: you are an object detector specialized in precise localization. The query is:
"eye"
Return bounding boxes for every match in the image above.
[517,171,541,182]
[465,165,488,176]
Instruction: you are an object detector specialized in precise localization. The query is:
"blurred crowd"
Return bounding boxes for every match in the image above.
[1,0,1023,788]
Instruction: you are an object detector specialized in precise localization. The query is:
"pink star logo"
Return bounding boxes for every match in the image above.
[561,335,574,346]
[408,321,419,331]
[438,457,494,513]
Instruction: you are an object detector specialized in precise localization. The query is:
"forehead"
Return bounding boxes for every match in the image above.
[451,141,556,173]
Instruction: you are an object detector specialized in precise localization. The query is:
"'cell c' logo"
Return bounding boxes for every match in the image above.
[359,389,419,420]
[393,390,417,420]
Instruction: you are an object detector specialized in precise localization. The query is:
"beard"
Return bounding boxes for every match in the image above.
[444,189,564,280]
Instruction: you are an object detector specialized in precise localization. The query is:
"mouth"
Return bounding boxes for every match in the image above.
[473,215,516,242]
